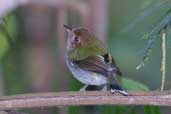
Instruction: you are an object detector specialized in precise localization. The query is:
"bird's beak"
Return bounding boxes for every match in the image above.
[64,25,72,32]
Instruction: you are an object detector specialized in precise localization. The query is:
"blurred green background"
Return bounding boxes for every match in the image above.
[0,0,171,114]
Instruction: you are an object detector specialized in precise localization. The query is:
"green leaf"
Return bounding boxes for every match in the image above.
[102,106,115,114]
[0,13,17,47]
[144,106,152,114]
[152,106,161,114]
[70,75,83,91]
[144,106,161,114]
[121,77,149,91]
[5,14,17,41]
[0,13,18,60]
[0,33,9,59]
[122,1,171,33]
[69,106,81,114]
[137,10,171,70]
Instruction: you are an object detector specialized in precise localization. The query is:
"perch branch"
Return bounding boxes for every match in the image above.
[0,91,171,110]
[161,31,166,91]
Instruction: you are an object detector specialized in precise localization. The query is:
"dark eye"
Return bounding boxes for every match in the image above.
[74,37,80,42]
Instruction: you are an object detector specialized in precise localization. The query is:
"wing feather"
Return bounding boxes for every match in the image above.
[73,54,122,76]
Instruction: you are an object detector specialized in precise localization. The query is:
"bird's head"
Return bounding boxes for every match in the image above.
[64,25,106,60]
[64,25,97,51]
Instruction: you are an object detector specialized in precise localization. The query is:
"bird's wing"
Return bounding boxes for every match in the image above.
[73,53,122,76]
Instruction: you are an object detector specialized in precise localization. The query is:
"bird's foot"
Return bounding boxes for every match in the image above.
[80,85,88,92]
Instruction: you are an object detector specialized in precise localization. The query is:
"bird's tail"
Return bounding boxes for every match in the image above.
[110,84,128,96]
[109,75,128,96]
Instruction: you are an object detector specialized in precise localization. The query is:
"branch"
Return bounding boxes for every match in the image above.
[0,91,171,110]
[161,31,166,91]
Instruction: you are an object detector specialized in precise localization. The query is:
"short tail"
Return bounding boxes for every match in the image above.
[110,84,128,96]
[108,73,128,96]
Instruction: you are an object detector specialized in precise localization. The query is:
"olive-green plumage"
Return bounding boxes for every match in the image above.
[64,25,127,96]
[67,28,106,61]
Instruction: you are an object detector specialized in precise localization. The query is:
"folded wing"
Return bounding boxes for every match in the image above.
[73,53,122,76]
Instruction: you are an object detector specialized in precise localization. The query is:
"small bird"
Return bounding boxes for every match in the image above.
[64,25,128,96]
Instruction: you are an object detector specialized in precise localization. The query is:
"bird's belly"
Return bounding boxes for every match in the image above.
[66,59,107,85]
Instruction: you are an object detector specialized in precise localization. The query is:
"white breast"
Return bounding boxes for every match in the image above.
[66,58,108,85]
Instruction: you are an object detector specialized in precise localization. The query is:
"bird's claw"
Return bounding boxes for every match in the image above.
[79,85,88,92]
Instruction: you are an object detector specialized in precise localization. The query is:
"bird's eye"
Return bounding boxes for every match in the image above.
[74,37,80,42]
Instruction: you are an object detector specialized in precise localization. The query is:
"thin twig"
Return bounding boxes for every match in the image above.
[161,31,166,91]
[0,91,170,110]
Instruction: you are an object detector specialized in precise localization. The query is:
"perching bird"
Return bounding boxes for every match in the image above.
[64,25,128,95]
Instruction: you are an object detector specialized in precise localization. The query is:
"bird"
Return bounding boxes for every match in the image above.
[64,25,128,96]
